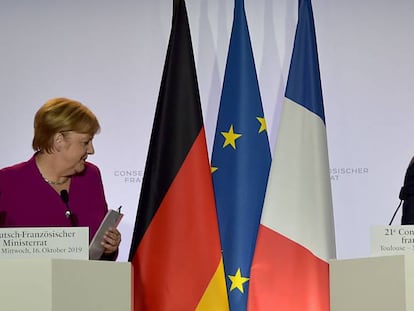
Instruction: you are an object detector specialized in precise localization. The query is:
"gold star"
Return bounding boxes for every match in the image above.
[211,166,218,173]
[228,268,249,293]
[221,125,242,149]
[256,117,267,133]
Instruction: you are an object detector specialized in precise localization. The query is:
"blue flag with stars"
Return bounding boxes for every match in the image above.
[211,0,271,309]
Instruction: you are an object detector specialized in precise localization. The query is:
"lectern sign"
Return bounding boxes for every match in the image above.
[0,227,89,260]
[370,225,414,256]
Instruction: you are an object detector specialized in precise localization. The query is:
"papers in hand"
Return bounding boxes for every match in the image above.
[89,208,123,260]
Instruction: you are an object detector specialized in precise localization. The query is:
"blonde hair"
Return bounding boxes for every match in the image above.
[32,97,100,153]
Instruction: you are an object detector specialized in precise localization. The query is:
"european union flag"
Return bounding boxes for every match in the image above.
[211,0,271,309]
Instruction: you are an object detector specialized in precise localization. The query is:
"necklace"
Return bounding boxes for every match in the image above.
[42,176,70,185]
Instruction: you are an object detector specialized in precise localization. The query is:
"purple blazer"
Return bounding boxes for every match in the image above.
[0,155,108,242]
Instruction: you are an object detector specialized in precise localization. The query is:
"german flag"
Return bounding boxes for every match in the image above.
[128,1,229,310]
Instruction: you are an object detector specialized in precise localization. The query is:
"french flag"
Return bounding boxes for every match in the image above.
[247,0,336,310]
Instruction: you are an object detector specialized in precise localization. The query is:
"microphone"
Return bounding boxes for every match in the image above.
[389,186,408,225]
[0,211,6,226]
[60,190,72,219]
[388,198,403,225]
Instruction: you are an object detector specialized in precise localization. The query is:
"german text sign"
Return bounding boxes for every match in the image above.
[0,227,89,260]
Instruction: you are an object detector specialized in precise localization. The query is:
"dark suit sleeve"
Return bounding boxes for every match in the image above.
[401,157,414,224]
[100,249,119,261]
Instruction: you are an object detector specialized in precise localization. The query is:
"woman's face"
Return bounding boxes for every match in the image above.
[60,131,95,175]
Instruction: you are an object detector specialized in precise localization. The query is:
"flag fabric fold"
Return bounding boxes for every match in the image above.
[248,0,336,310]
[128,0,228,310]
[211,0,272,309]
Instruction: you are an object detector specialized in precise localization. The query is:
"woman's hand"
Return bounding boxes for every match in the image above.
[101,227,121,254]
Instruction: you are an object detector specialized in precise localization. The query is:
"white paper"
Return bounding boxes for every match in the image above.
[89,209,123,260]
